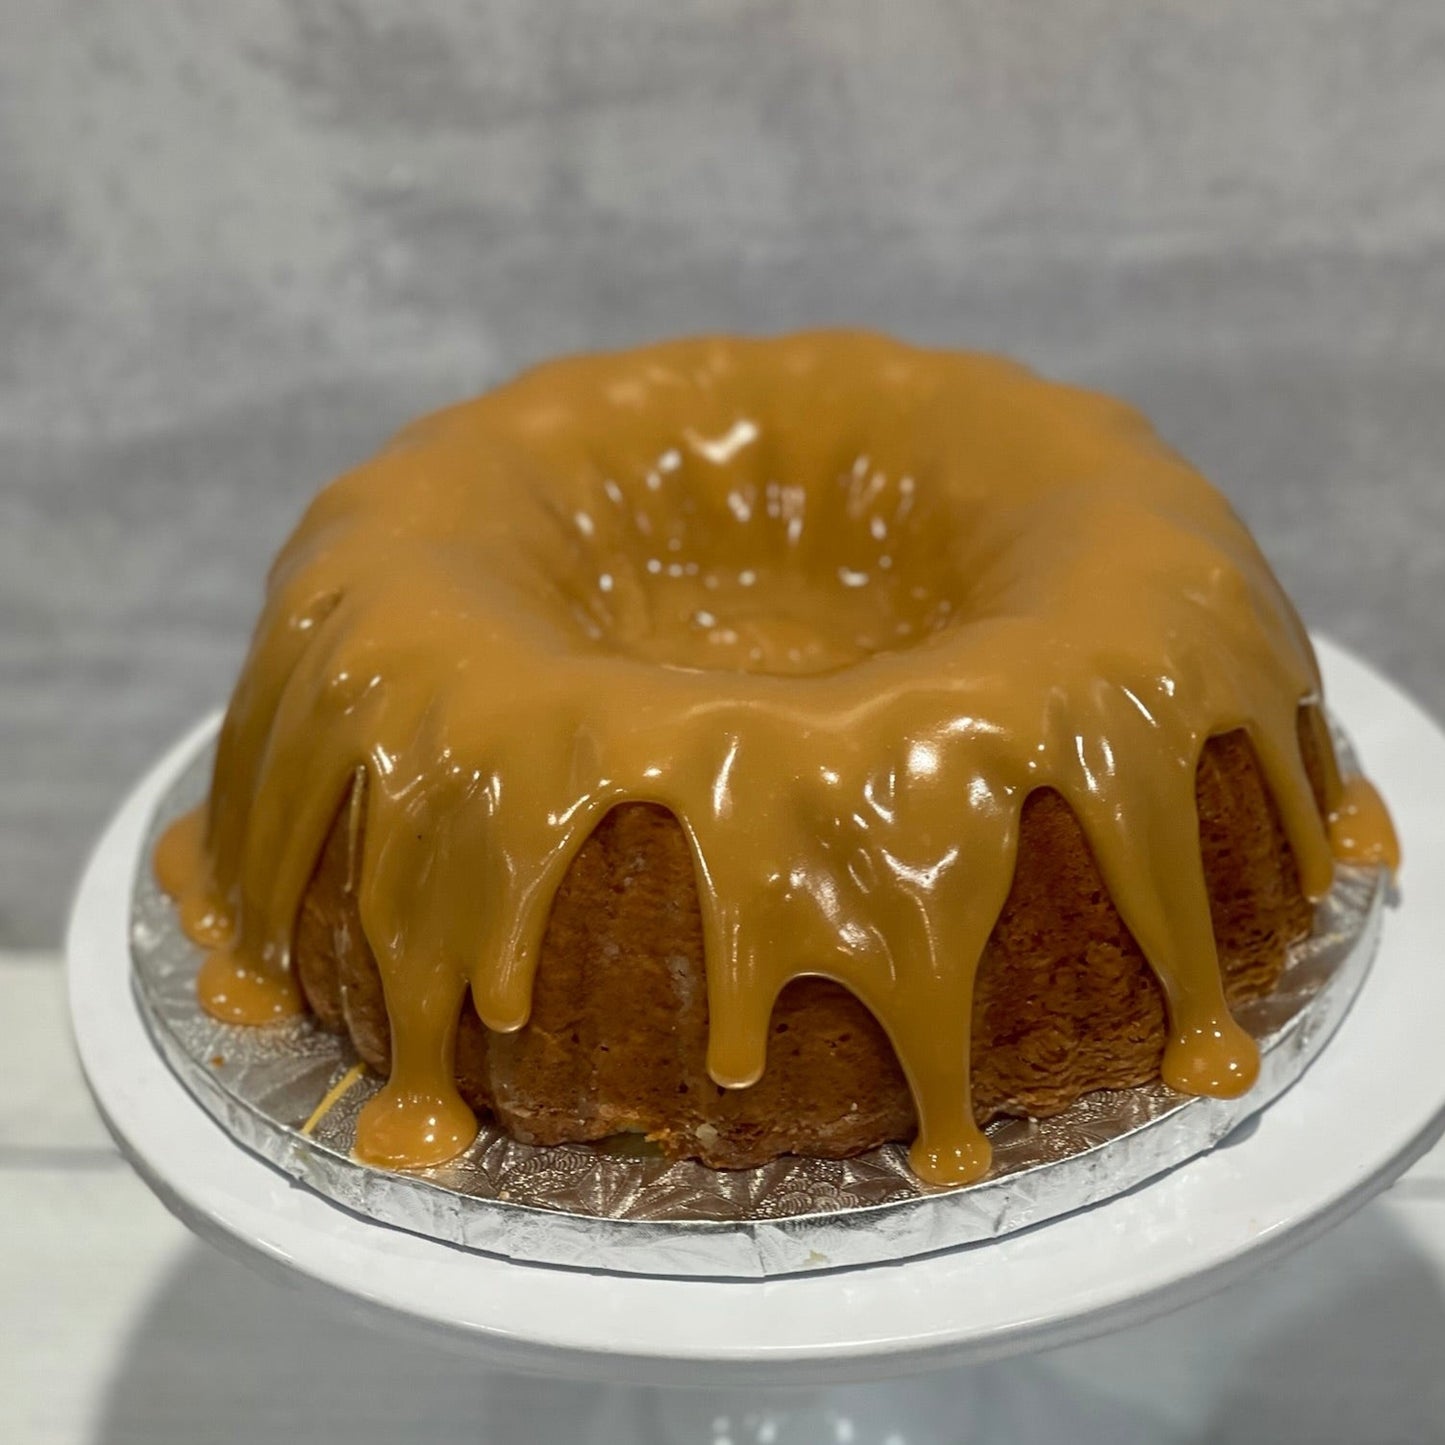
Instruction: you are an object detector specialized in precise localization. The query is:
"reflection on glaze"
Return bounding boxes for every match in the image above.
[1328,777,1401,873]
[154,332,1394,1186]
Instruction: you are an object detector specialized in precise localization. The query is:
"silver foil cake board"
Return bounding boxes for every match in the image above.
[129,728,1386,1278]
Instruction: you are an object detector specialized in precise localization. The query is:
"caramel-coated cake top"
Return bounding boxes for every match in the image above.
[155,332,1398,1185]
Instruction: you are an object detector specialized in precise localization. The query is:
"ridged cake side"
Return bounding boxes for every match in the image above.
[290,722,1326,1168]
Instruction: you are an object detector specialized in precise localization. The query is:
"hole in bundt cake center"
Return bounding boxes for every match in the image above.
[559,448,966,677]
[606,564,957,676]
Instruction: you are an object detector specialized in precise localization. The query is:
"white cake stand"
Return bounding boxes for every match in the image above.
[70,637,1445,1444]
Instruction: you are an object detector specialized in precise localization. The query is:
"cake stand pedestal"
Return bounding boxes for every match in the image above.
[68,638,1445,1443]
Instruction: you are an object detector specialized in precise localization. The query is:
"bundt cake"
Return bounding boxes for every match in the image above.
[153,332,1398,1187]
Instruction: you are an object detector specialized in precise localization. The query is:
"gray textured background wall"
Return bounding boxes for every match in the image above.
[4,1,1443,949]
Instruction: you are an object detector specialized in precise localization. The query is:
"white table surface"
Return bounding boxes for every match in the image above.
[10,949,1445,1443]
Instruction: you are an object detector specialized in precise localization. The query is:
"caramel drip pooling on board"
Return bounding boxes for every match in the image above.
[1328,777,1401,874]
[154,332,1393,1187]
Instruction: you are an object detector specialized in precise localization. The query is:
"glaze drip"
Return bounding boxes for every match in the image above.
[155,332,1387,1186]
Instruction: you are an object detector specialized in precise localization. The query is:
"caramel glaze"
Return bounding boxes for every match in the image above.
[154,332,1396,1187]
[1328,777,1401,874]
